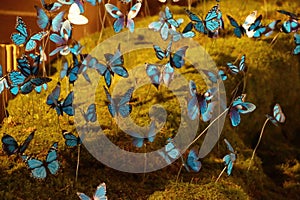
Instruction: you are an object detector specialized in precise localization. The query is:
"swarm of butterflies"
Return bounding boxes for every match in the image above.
[0,0,291,198]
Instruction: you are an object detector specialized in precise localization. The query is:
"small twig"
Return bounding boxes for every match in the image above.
[215,166,226,183]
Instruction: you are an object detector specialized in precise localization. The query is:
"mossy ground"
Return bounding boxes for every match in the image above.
[0,0,300,199]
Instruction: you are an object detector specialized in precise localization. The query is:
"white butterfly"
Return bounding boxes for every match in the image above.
[68,3,88,25]
[242,11,257,38]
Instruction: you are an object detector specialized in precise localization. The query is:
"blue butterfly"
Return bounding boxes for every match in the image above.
[202,69,227,83]
[146,62,174,89]
[20,76,52,94]
[77,182,107,200]
[94,44,128,88]
[105,2,142,33]
[62,130,82,147]
[22,142,60,179]
[0,65,9,94]
[34,5,65,32]
[187,80,217,121]
[293,33,300,55]
[227,15,246,38]
[49,20,74,56]
[40,0,62,12]
[46,83,74,116]
[158,138,180,165]
[266,103,286,126]
[226,55,246,75]
[248,14,262,31]
[149,6,184,40]
[185,5,223,38]
[60,54,80,84]
[80,103,97,123]
[183,149,201,172]
[277,10,299,33]
[153,41,172,60]
[229,94,256,127]
[11,17,48,52]
[129,121,156,148]
[170,46,188,69]
[252,20,281,38]
[168,28,196,42]
[103,86,134,118]
[1,130,35,156]
[223,139,236,176]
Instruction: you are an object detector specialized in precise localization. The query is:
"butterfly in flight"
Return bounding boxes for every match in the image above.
[22,142,60,179]
[77,182,108,200]
[266,103,286,126]
[0,65,9,94]
[229,94,256,127]
[105,1,142,33]
[94,44,128,88]
[62,130,82,147]
[153,40,172,60]
[252,20,281,38]
[1,130,35,156]
[187,80,217,121]
[293,33,300,55]
[34,5,65,32]
[226,54,246,75]
[80,103,97,123]
[223,139,236,176]
[46,82,74,116]
[11,17,48,52]
[202,69,227,84]
[183,148,201,172]
[227,15,246,38]
[68,3,89,25]
[149,6,184,40]
[129,121,156,148]
[158,138,180,165]
[185,5,223,38]
[8,55,51,95]
[103,86,134,118]
[146,63,174,89]
[277,10,300,33]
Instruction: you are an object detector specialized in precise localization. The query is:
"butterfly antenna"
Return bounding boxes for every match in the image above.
[247,117,270,172]
[75,145,81,182]
[215,165,226,183]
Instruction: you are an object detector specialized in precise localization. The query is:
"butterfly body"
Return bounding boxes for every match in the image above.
[266,103,286,126]
[158,138,180,164]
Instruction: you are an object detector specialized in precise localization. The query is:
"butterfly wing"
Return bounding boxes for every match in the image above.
[63,131,80,147]
[239,55,246,72]
[103,86,116,117]
[8,71,26,95]
[105,3,125,33]
[127,2,142,32]
[118,87,134,117]
[109,45,128,78]
[227,15,245,38]
[77,193,91,200]
[11,17,28,46]
[68,3,88,25]
[68,54,79,84]
[224,138,234,153]
[170,46,188,68]
[34,6,49,29]
[22,155,47,179]
[52,11,65,32]
[201,101,216,122]
[46,83,61,107]
[93,182,108,200]
[294,33,300,55]
[85,103,97,122]
[226,63,239,74]
[229,107,241,127]
[187,149,201,172]
[146,63,161,89]
[1,134,19,156]
[161,62,174,86]
[62,91,74,116]
[248,15,262,31]
[46,142,60,175]
[273,103,286,123]
[19,130,35,154]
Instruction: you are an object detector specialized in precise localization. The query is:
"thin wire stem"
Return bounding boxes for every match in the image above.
[215,166,226,183]
[75,145,81,182]
[247,118,270,171]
